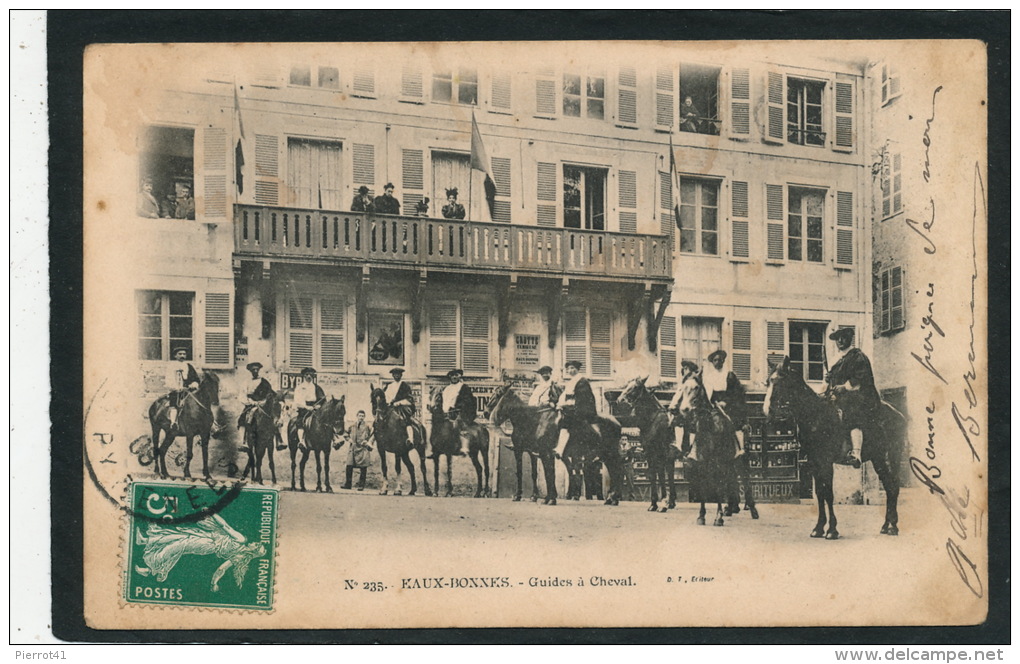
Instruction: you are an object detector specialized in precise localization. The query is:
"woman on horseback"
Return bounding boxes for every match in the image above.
[553,360,598,459]
[668,360,700,458]
[292,367,325,450]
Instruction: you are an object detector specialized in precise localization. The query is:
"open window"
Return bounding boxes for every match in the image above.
[786,78,826,147]
[562,165,607,230]
[138,126,195,219]
[678,64,720,136]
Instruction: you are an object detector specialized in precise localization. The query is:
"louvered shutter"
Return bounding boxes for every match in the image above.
[766,321,786,368]
[659,315,677,379]
[200,127,227,218]
[590,312,612,378]
[352,65,376,98]
[731,320,752,381]
[654,65,676,131]
[618,170,637,233]
[401,148,425,212]
[429,302,458,374]
[730,180,749,261]
[288,297,314,369]
[352,143,375,194]
[254,134,280,205]
[891,267,904,330]
[535,68,557,118]
[616,65,638,128]
[491,156,512,223]
[490,71,512,113]
[765,183,785,262]
[202,292,231,367]
[536,162,558,227]
[563,309,588,372]
[833,76,855,151]
[835,190,853,267]
[319,298,345,370]
[729,67,751,137]
[461,304,490,374]
[659,171,674,249]
[400,64,424,103]
[765,71,785,144]
[874,271,885,335]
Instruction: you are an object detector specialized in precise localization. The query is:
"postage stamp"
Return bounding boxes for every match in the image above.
[124,482,278,611]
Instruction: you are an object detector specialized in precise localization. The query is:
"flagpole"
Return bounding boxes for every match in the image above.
[469,112,474,221]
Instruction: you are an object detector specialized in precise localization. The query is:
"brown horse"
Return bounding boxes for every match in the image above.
[239,390,285,485]
[286,396,347,492]
[559,412,625,506]
[676,375,736,526]
[369,387,431,497]
[429,388,491,498]
[764,356,906,538]
[617,376,677,512]
[149,371,220,480]
[484,381,558,504]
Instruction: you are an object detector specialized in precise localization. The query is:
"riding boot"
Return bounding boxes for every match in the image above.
[275,428,287,451]
[554,428,570,459]
[459,432,470,457]
[846,429,863,468]
[687,433,698,461]
[735,429,746,457]
[297,428,307,451]
[342,465,354,490]
[672,426,685,456]
[406,425,415,448]
[168,407,179,433]
[357,468,367,490]
[238,427,249,453]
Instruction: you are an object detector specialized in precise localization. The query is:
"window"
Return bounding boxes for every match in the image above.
[289,65,339,90]
[287,138,342,210]
[788,322,826,382]
[678,178,719,255]
[432,67,478,105]
[562,69,605,119]
[137,290,193,361]
[678,64,720,135]
[429,302,492,375]
[876,266,905,334]
[787,187,825,263]
[659,315,677,379]
[564,309,612,378]
[563,165,607,230]
[681,317,722,369]
[138,126,194,219]
[432,151,471,212]
[787,78,826,146]
[881,64,902,105]
[287,296,346,371]
[881,152,903,219]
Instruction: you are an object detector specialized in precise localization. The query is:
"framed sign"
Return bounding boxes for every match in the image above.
[367,311,405,365]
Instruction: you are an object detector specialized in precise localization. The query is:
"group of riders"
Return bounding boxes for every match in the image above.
[161,324,879,474]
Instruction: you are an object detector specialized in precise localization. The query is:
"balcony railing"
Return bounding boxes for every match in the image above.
[234,205,672,281]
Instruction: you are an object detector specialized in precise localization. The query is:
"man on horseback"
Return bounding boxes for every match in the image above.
[435,368,477,456]
[824,327,880,469]
[292,367,326,451]
[668,360,700,459]
[165,347,200,432]
[383,367,417,447]
[703,350,749,457]
[236,362,276,450]
[553,360,599,459]
[528,365,561,409]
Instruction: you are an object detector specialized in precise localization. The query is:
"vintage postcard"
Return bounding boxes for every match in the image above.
[81,39,988,630]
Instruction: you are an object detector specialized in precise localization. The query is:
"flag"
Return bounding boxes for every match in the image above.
[470,111,497,218]
[233,84,246,195]
[669,132,681,234]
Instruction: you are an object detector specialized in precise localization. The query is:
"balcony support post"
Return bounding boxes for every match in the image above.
[259,262,274,341]
[411,269,428,344]
[547,278,569,350]
[626,284,651,352]
[646,285,671,353]
[356,266,370,343]
[497,275,518,348]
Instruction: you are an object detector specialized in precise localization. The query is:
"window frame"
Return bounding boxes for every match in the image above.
[677,62,722,136]
[876,266,905,335]
[563,307,613,379]
[427,300,493,378]
[881,151,903,220]
[786,76,827,147]
[678,176,722,256]
[431,66,479,107]
[284,294,349,373]
[136,290,195,362]
[562,164,608,231]
[788,321,827,384]
[680,316,723,370]
[288,64,340,90]
[786,185,827,264]
[138,125,196,220]
[285,136,344,210]
[881,63,902,106]
[561,68,606,120]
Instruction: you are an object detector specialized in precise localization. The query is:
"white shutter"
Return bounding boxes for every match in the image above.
[536,162,558,227]
[254,134,280,206]
[833,76,855,151]
[891,267,904,331]
[835,190,854,268]
[429,302,458,374]
[401,148,425,212]
[288,297,314,369]
[731,320,752,381]
[729,67,751,137]
[202,292,232,367]
[352,143,375,193]
[659,315,677,379]
[200,127,227,218]
[491,156,512,223]
[590,312,612,378]
[654,64,676,131]
[616,65,638,128]
[765,70,785,144]
[563,309,588,371]
[730,180,749,261]
[618,170,637,234]
[461,304,490,375]
[659,171,674,250]
[352,65,376,98]
[319,298,345,370]
[400,63,424,103]
[765,183,785,262]
[490,71,512,113]
[766,321,786,368]
[535,67,558,118]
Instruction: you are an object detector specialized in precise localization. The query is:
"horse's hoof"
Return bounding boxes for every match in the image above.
[425,489,433,497]
[886,526,899,536]
[749,506,760,520]
[474,492,482,498]
[648,504,658,512]
[379,490,388,496]
[513,495,522,502]
[530,496,539,503]
[713,518,725,527]
[394,489,402,496]
[547,498,557,506]
[667,501,676,509]
[325,486,333,494]
[696,516,706,526]
[572,496,579,501]
[810,529,825,538]
[825,530,840,540]
[408,490,417,496]
[659,507,668,513]
[722,506,733,517]
[880,523,889,534]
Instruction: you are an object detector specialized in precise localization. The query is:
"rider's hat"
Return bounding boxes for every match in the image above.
[564,359,583,370]
[357,185,370,195]
[536,365,553,375]
[828,327,855,343]
[447,368,464,379]
[172,346,189,358]
[300,367,317,377]
[389,367,405,376]
[707,349,727,363]
[680,360,699,374]
[246,361,263,372]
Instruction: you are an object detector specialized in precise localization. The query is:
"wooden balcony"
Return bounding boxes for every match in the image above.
[233,204,672,283]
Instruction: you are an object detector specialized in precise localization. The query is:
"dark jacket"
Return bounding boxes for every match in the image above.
[247,377,275,402]
[710,371,748,427]
[372,194,401,215]
[441,203,466,220]
[825,348,881,428]
[385,380,415,408]
[560,377,597,422]
[351,195,373,212]
[436,382,477,423]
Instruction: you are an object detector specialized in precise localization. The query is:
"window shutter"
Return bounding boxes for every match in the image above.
[490,71,512,113]
[833,77,855,151]
[765,183,785,262]
[729,67,751,137]
[491,156,512,223]
[563,309,588,371]
[319,298,345,369]
[535,68,558,118]
[659,171,674,250]
[730,180,749,261]
[618,170,637,234]
[401,148,425,211]
[616,66,638,127]
[659,315,677,379]
[732,320,752,381]
[400,64,424,103]
[654,65,676,131]
[766,321,786,368]
[461,304,490,374]
[254,134,280,205]
[874,271,885,336]
[352,143,375,193]
[590,312,612,378]
[201,127,227,218]
[536,162,558,227]
[835,190,853,267]
[288,297,314,369]
[202,292,231,367]
[892,153,902,213]
[429,302,458,374]
[765,70,785,144]
[891,267,904,331]
[352,65,376,98]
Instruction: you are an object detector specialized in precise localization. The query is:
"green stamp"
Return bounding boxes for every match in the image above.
[125,481,278,610]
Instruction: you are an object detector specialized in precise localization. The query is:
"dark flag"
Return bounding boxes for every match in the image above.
[669,131,681,232]
[234,84,246,195]
[470,111,497,218]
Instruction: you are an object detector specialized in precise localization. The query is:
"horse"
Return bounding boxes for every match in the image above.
[558,410,626,506]
[484,381,558,504]
[286,396,347,492]
[764,356,906,538]
[369,387,431,497]
[428,390,491,498]
[149,371,220,480]
[676,375,738,526]
[617,376,677,513]
[239,390,285,485]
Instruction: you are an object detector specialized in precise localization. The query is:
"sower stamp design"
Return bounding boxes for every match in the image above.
[125,482,278,610]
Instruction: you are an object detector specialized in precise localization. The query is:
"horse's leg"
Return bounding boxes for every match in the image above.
[153,427,168,479]
[513,447,524,502]
[200,431,211,480]
[432,446,440,498]
[875,457,900,535]
[648,452,660,512]
[393,453,403,496]
[666,453,677,510]
[378,450,389,495]
[541,453,558,505]
[267,435,277,485]
[482,432,492,497]
[254,433,267,485]
[697,502,707,526]
[605,457,622,507]
[404,451,418,496]
[445,455,453,497]
[714,501,725,527]
[298,448,310,492]
[809,468,827,538]
[182,434,194,479]
[528,451,539,502]
[470,450,483,498]
[289,447,297,491]
[418,447,432,497]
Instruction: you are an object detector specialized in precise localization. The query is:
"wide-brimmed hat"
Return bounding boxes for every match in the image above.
[389,367,405,376]
[829,327,855,343]
[536,365,553,375]
[564,360,583,370]
[300,367,317,377]
[707,350,727,363]
[447,368,464,378]
[358,185,369,195]
[383,182,395,190]
[246,362,263,372]
[680,360,699,373]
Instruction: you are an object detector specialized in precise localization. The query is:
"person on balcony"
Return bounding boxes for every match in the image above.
[415,197,431,217]
[372,183,401,215]
[680,95,702,133]
[351,185,373,212]
[174,183,195,220]
[137,178,160,218]
[441,188,466,220]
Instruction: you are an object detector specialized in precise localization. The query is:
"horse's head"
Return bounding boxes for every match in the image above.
[369,386,387,416]
[199,371,220,405]
[763,356,802,420]
[617,375,650,410]
[484,380,514,425]
[321,395,347,438]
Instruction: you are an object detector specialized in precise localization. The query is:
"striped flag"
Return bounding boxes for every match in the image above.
[233,84,246,195]
[669,131,681,233]
[470,110,497,218]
